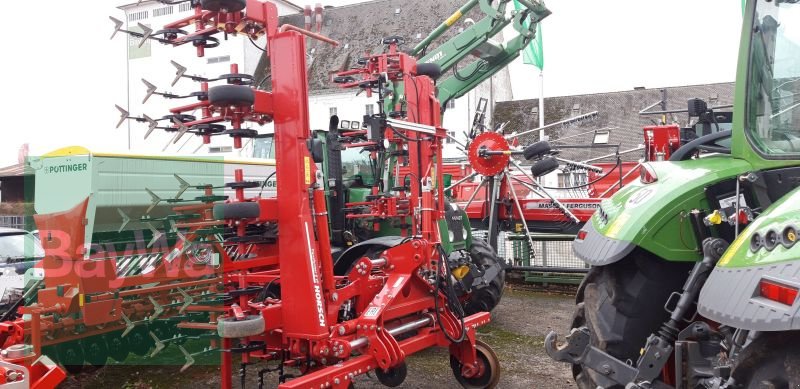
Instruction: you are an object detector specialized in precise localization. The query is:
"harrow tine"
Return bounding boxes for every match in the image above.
[143,114,159,139]
[109,16,124,40]
[121,313,135,338]
[145,188,162,215]
[178,345,196,372]
[146,222,164,249]
[177,287,194,314]
[117,208,131,233]
[174,174,191,200]
[148,296,164,322]
[171,61,187,87]
[142,79,158,104]
[136,22,153,48]
[172,117,191,144]
[115,105,129,129]
[149,331,166,357]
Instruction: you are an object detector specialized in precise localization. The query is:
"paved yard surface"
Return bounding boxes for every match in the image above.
[61,287,577,389]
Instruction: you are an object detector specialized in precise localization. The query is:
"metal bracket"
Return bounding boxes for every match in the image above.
[545,327,638,385]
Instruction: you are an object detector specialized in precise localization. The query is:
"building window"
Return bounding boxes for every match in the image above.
[530,106,539,123]
[572,103,581,116]
[153,6,174,17]
[365,104,374,116]
[446,100,456,109]
[446,131,457,144]
[207,55,231,64]
[179,3,193,12]
[330,107,338,116]
[558,172,587,187]
[128,10,149,22]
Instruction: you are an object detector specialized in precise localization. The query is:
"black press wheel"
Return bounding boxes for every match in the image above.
[82,336,109,368]
[104,331,130,362]
[570,250,693,389]
[200,0,247,12]
[208,84,255,107]
[463,238,505,315]
[127,326,154,357]
[375,361,408,387]
[450,340,501,389]
[732,332,800,389]
[57,341,85,375]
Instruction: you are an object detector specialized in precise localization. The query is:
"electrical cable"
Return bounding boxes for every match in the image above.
[249,36,267,53]
[257,171,277,198]
[433,245,466,343]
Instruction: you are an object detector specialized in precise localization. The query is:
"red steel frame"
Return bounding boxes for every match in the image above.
[0,2,496,388]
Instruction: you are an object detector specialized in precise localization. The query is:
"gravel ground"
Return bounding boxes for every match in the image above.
[60,286,577,389]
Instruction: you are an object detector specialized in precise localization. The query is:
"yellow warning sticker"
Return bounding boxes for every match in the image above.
[79,294,84,307]
[304,156,312,185]
[605,213,630,239]
[445,10,463,27]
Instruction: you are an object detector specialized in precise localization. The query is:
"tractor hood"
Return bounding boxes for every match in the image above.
[698,187,800,331]
[574,155,753,265]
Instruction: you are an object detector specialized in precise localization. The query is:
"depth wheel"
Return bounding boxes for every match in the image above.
[200,0,246,12]
[450,340,500,389]
[463,238,505,315]
[57,342,85,375]
[83,336,109,368]
[732,332,800,389]
[375,361,407,387]
[571,251,692,389]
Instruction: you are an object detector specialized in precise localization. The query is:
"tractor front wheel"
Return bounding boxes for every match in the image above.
[571,250,692,389]
[732,331,800,389]
[463,239,505,315]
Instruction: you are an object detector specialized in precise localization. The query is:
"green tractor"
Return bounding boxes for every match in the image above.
[543,1,800,388]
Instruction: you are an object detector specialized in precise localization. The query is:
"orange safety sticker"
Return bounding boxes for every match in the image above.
[304,156,312,185]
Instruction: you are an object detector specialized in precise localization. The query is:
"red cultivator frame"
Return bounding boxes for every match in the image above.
[0,1,500,388]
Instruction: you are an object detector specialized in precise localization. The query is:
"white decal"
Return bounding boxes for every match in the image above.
[304,222,326,327]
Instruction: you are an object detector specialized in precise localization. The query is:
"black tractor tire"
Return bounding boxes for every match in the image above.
[463,238,506,315]
[208,84,255,107]
[523,140,552,160]
[200,0,247,12]
[213,202,260,220]
[570,250,693,389]
[530,156,559,177]
[732,331,800,389]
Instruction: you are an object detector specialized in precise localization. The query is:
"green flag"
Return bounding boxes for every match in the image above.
[513,0,544,70]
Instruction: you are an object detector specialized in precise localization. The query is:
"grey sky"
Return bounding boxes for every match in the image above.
[0,0,742,166]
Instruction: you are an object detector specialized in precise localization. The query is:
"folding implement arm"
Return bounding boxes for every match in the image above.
[411,0,550,106]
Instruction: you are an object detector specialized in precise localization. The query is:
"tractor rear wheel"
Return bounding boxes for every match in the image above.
[570,250,692,389]
[732,332,800,389]
[463,239,505,315]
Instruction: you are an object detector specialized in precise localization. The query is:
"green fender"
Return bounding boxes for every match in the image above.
[576,155,753,265]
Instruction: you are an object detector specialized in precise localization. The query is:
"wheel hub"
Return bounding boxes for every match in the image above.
[467,132,510,176]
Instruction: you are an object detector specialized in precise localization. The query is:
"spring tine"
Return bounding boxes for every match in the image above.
[148,296,164,322]
[121,313,135,338]
[178,345,195,372]
[178,287,194,314]
[149,331,166,357]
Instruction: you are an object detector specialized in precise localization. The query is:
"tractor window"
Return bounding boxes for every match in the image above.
[341,147,375,186]
[746,0,800,157]
[252,135,275,159]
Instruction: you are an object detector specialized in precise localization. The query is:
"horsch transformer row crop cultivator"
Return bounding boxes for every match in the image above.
[0,1,520,388]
